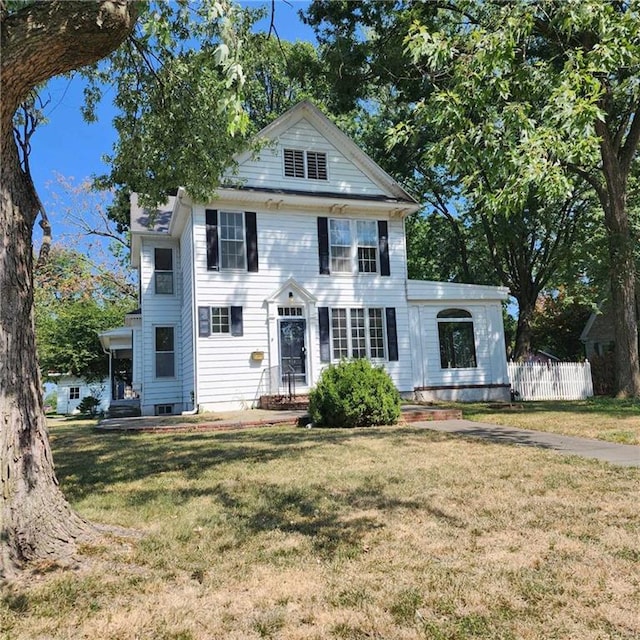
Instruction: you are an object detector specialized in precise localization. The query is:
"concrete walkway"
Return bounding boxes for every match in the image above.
[413,419,640,468]
[97,408,306,432]
[97,411,639,468]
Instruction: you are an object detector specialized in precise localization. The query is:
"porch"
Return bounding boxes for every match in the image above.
[98,325,140,418]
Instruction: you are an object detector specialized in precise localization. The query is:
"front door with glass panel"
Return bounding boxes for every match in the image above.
[279,318,307,388]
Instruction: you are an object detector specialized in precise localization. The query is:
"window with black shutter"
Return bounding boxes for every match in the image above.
[206,210,258,273]
[319,218,390,276]
[198,306,244,338]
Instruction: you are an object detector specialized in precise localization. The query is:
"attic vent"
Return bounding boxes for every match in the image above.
[284,149,305,178]
[307,151,327,180]
[284,148,328,181]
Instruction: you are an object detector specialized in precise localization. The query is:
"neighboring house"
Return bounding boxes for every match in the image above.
[55,375,109,415]
[99,101,511,416]
[523,350,560,364]
[580,302,615,359]
[580,296,640,359]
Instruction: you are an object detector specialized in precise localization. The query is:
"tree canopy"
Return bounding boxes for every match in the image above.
[305,0,640,390]
[0,0,256,576]
[34,246,136,382]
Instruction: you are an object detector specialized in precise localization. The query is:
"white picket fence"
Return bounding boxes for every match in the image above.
[507,361,594,401]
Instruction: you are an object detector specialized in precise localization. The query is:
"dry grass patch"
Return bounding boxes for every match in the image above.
[1,420,638,639]
[458,398,640,444]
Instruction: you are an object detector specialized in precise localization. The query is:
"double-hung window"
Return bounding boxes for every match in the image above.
[331,309,349,359]
[155,327,175,378]
[330,308,386,360]
[329,219,352,273]
[211,307,230,334]
[220,211,246,270]
[356,220,378,273]
[367,308,385,358]
[284,148,328,180]
[206,210,259,273]
[154,248,173,294]
[69,387,80,400]
[197,306,244,337]
[437,309,477,369]
[326,218,383,275]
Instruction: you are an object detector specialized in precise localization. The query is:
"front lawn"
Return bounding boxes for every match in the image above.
[456,397,640,444]
[1,419,637,639]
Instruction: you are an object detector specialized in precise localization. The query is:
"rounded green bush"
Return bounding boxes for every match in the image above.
[78,395,101,417]
[309,359,401,428]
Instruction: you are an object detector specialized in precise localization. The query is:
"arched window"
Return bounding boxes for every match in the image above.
[437,308,477,369]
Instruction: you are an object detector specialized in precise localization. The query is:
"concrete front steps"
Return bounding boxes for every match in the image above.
[107,400,141,418]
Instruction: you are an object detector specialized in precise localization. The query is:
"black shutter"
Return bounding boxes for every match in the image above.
[378,220,390,276]
[245,211,259,272]
[206,209,219,271]
[198,307,211,337]
[318,307,330,362]
[230,306,243,336]
[386,307,398,361]
[317,217,330,275]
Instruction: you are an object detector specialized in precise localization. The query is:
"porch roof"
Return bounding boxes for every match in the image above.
[99,327,133,352]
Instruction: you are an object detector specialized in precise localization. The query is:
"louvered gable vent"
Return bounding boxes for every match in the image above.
[307,151,327,180]
[284,148,328,181]
[284,148,305,178]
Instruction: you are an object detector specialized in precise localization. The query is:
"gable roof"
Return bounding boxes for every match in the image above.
[232,101,418,205]
[129,101,420,265]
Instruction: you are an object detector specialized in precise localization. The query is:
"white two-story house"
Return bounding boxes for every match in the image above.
[100,101,511,416]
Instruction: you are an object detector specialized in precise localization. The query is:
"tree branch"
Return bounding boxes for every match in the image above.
[1,1,138,132]
[619,96,640,177]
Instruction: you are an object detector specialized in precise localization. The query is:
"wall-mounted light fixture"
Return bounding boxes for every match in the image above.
[288,291,294,304]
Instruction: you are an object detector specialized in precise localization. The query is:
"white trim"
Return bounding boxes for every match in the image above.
[213,187,419,217]
[234,101,418,204]
[407,279,510,301]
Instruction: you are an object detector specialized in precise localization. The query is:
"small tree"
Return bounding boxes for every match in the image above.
[309,359,401,428]
[77,396,101,417]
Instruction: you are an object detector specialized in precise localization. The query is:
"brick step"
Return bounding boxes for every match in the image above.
[259,395,310,410]
[259,397,462,422]
[401,407,462,423]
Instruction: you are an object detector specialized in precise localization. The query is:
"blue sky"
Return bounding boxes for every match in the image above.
[32,1,315,245]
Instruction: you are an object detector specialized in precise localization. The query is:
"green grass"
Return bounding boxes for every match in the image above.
[1,418,638,640]
[448,397,640,444]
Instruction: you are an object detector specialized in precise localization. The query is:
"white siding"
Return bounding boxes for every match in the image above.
[409,302,510,402]
[180,220,195,410]
[139,237,184,415]
[130,105,511,410]
[131,324,142,393]
[232,118,387,197]
[56,377,109,415]
[192,205,413,410]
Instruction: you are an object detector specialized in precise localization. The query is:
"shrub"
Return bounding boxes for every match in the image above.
[309,359,400,428]
[78,395,101,417]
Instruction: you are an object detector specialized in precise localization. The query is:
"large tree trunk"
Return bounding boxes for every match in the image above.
[604,195,640,397]
[512,295,536,361]
[596,120,640,398]
[1,0,138,577]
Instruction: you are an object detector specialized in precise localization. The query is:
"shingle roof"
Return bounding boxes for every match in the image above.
[130,194,176,234]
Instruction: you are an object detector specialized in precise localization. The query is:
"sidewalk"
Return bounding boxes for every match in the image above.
[97,411,639,468]
[413,419,640,468]
[97,408,306,432]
